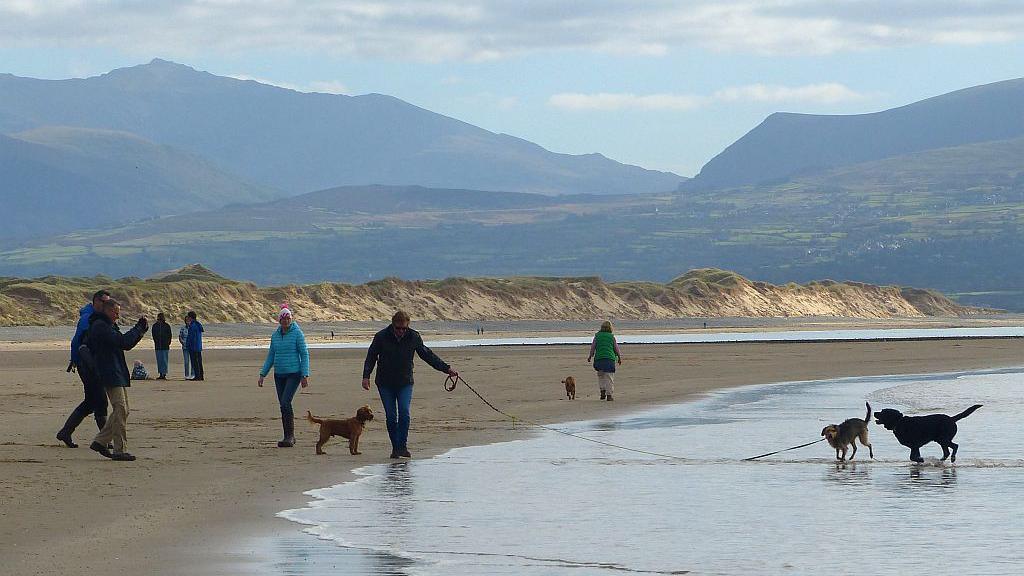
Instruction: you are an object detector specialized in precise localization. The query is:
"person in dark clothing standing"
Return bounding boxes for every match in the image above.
[186,311,205,381]
[56,289,110,448]
[87,298,147,462]
[151,312,172,380]
[362,310,458,459]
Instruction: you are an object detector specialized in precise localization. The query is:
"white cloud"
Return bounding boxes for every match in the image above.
[1,1,1022,60]
[495,96,519,110]
[550,83,866,112]
[306,80,350,94]
[713,83,865,104]
[229,75,349,94]
[549,92,705,111]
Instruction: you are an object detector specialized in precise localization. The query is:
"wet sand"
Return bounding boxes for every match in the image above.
[2,338,1023,575]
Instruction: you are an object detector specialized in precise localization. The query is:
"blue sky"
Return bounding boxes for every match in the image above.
[2,1,1023,176]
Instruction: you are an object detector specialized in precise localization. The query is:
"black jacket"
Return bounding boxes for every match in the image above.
[85,312,146,388]
[363,326,450,389]
[151,320,173,350]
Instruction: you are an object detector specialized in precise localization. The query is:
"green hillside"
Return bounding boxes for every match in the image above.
[2,164,1022,309]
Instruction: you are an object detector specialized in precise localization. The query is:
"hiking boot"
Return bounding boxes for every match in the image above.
[56,430,78,448]
[399,448,412,458]
[389,451,400,459]
[600,391,606,400]
[111,452,136,461]
[606,394,613,401]
[278,412,295,447]
[89,441,113,459]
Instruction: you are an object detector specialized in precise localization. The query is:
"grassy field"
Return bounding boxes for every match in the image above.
[2,152,1023,309]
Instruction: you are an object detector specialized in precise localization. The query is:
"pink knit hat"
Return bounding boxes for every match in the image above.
[278,303,293,319]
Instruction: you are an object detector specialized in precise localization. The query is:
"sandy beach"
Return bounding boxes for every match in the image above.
[3,336,1024,575]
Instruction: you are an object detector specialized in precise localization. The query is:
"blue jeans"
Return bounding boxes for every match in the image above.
[155,349,169,376]
[181,347,192,379]
[274,373,302,419]
[377,384,413,452]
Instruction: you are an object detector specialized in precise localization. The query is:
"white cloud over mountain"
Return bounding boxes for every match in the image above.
[549,82,866,111]
[2,1,1022,60]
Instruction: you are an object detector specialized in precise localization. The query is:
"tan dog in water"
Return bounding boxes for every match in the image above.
[307,406,374,455]
[821,402,874,461]
[561,376,576,400]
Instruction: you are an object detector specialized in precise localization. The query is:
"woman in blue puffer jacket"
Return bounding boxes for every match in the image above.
[257,304,310,447]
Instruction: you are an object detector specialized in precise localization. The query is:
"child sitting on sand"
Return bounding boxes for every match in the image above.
[131,360,150,380]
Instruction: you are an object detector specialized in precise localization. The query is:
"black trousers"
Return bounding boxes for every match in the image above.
[60,368,107,434]
[189,349,205,380]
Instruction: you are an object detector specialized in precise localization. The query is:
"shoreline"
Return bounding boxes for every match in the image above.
[3,338,1024,575]
[2,315,1023,353]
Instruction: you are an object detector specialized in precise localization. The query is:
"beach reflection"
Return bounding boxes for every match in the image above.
[267,536,416,576]
[824,460,872,486]
[376,462,414,524]
[280,367,1024,575]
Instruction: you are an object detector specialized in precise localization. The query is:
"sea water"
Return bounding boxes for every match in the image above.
[277,367,1024,575]
[215,326,1024,350]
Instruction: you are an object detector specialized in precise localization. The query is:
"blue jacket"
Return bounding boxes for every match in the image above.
[70,303,94,364]
[260,323,310,377]
[186,320,204,351]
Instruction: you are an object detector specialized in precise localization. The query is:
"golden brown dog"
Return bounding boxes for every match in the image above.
[561,376,576,400]
[307,406,374,455]
[821,402,873,461]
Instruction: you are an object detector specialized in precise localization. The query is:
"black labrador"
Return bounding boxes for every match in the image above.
[873,405,982,463]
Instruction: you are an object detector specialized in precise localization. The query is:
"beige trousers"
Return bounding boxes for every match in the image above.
[597,371,615,394]
[93,386,130,453]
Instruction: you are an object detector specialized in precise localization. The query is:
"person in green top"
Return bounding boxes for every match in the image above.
[587,320,622,401]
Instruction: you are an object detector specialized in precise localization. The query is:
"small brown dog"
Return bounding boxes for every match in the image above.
[821,402,873,461]
[307,406,374,455]
[561,376,576,400]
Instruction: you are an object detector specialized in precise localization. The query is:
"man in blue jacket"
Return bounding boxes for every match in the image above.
[55,289,110,448]
[186,311,205,381]
[362,310,458,458]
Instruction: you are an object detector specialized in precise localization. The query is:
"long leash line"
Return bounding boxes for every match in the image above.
[445,374,689,461]
[741,438,826,461]
[444,375,824,462]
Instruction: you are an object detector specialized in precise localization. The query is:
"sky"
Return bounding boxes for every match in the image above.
[2,1,1023,177]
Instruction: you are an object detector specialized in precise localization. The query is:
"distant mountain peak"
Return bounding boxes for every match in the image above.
[689,77,1024,190]
[0,59,684,195]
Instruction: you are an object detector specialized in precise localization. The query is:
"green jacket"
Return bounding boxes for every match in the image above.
[592,331,619,361]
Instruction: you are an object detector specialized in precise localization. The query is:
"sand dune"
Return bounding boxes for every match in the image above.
[0,265,979,326]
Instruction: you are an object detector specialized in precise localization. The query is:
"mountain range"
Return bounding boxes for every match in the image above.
[689,78,1024,189]
[0,126,278,239]
[0,58,683,215]
[2,64,1023,310]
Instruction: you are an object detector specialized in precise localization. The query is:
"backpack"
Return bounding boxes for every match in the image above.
[77,323,100,382]
[77,343,99,381]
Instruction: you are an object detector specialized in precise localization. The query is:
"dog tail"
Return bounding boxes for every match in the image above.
[306,410,324,425]
[952,404,982,421]
[864,401,871,425]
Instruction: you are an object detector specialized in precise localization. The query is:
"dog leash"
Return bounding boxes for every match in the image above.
[445,375,827,462]
[742,438,826,461]
[444,374,689,461]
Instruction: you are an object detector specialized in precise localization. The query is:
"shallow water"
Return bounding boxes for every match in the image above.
[231,326,1024,349]
[279,367,1024,575]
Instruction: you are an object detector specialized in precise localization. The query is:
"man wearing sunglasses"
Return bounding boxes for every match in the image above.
[362,310,458,459]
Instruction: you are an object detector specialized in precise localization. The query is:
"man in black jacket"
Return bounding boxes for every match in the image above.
[87,298,147,462]
[362,310,458,459]
[151,312,172,379]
